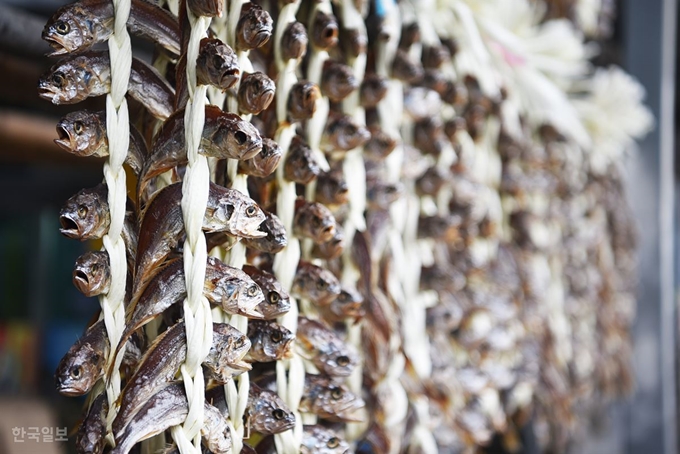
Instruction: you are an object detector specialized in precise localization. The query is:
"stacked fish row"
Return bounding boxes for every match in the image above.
[40,0,650,453]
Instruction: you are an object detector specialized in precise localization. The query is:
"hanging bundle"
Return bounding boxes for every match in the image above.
[43,0,651,453]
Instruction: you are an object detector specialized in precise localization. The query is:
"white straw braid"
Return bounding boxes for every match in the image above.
[100,0,131,446]
[170,6,213,454]
[271,1,305,452]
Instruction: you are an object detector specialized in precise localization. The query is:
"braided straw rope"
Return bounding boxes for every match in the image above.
[100,0,132,445]
[271,1,304,452]
[169,5,213,454]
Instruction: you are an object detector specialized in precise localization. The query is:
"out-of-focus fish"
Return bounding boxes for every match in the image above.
[364,128,397,161]
[296,317,359,377]
[321,61,358,102]
[73,251,110,297]
[360,74,388,108]
[301,425,352,454]
[417,214,461,241]
[241,210,288,254]
[239,137,282,178]
[112,383,231,454]
[292,261,341,306]
[316,171,349,205]
[58,184,138,264]
[321,115,370,152]
[139,105,262,197]
[242,265,291,319]
[422,44,450,69]
[54,110,147,176]
[294,199,337,243]
[320,287,365,323]
[339,27,366,58]
[123,257,263,352]
[287,81,321,123]
[312,224,345,260]
[42,0,180,56]
[280,21,308,61]
[310,11,338,50]
[392,49,424,83]
[207,383,296,435]
[366,180,404,210]
[235,3,273,51]
[55,320,108,396]
[284,136,321,184]
[299,374,365,422]
[238,72,276,115]
[76,392,107,454]
[176,38,240,107]
[113,322,250,435]
[188,0,222,17]
[38,51,175,120]
[134,182,265,296]
[246,320,295,362]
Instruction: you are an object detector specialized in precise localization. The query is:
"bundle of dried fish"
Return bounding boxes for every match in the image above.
[43,0,650,453]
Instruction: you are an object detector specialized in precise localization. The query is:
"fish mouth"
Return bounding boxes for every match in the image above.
[41,33,69,57]
[218,69,240,89]
[317,224,336,243]
[59,214,81,238]
[72,269,92,294]
[38,80,58,102]
[251,30,272,49]
[54,124,73,150]
[240,306,264,319]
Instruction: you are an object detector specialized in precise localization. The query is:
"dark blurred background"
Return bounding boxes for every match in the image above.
[0,0,677,453]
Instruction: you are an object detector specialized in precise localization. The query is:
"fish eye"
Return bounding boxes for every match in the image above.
[213,54,225,68]
[235,130,247,145]
[270,330,283,343]
[268,291,280,304]
[327,437,340,448]
[52,72,66,88]
[312,217,321,227]
[247,285,258,297]
[55,21,70,35]
[235,337,244,348]
[336,355,350,367]
[316,280,328,290]
[91,264,101,274]
[272,409,286,420]
[77,204,88,218]
[330,387,343,400]
[73,121,84,135]
[70,366,81,379]
[245,205,258,217]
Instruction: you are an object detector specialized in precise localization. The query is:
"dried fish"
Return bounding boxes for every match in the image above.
[54,110,147,176]
[322,115,370,152]
[239,137,283,178]
[55,320,108,396]
[235,3,273,51]
[73,251,110,297]
[316,170,350,206]
[76,392,107,454]
[242,265,291,319]
[311,11,339,50]
[42,0,180,56]
[246,320,295,362]
[299,374,365,422]
[284,136,322,184]
[360,74,388,108]
[294,199,337,243]
[296,317,359,377]
[38,51,175,120]
[187,0,222,17]
[241,210,288,254]
[238,72,276,115]
[300,425,352,454]
[292,261,341,306]
[287,81,321,123]
[321,61,358,102]
[312,224,345,260]
[281,21,308,61]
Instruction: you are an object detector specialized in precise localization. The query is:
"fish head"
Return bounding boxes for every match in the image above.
[256,138,283,175]
[59,186,110,240]
[294,202,336,243]
[203,406,232,454]
[367,181,404,209]
[281,21,308,61]
[215,115,263,160]
[322,61,358,102]
[42,6,93,56]
[248,321,295,361]
[38,58,90,104]
[248,388,296,434]
[55,343,103,396]
[318,339,359,378]
[306,376,366,422]
[232,201,268,239]
[288,82,321,121]
[306,265,341,305]
[256,286,291,320]
[55,110,105,156]
[197,38,240,90]
[237,5,273,50]
[239,72,276,115]
[301,426,351,454]
[315,226,345,260]
[311,12,339,50]
[331,288,365,320]
[254,211,288,252]
[210,323,252,367]
[73,251,110,297]
[325,116,370,151]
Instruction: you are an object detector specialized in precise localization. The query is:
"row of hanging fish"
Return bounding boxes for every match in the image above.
[42,0,648,453]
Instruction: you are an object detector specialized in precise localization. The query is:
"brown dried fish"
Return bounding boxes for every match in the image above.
[76,392,107,454]
[188,0,222,17]
[296,317,359,377]
[360,74,388,108]
[196,38,240,89]
[300,374,365,422]
[392,49,424,83]
[311,11,339,50]
[73,251,110,297]
[284,136,322,184]
[364,128,397,161]
[238,72,276,115]
[312,224,345,260]
[287,81,321,123]
[300,425,351,454]
[239,137,283,178]
[294,199,337,243]
[281,21,308,61]
[321,61,358,102]
[241,210,288,254]
[55,320,108,396]
[236,3,273,51]
[54,110,147,176]
[42,0,181,56]
[292,261,341,306]
[316,171,349,205]
[38,51,175,120]
[242,265,291,319]
[322,115,370,152]
[321,287,365,323]
[246,320,295,362]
